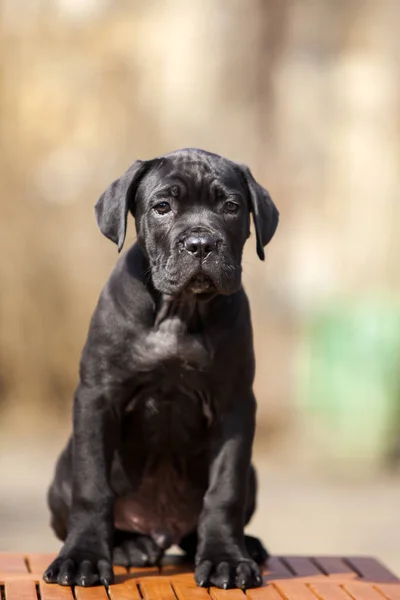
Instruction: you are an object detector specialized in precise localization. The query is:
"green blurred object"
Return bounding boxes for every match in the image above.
[300,299,400,473]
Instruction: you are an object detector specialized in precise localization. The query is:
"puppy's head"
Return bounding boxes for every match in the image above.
[95,148,278,298]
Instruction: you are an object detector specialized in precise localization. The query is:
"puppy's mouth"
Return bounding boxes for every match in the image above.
[187,273,216,295]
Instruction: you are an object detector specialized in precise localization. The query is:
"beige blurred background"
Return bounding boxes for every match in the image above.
[1,0,400,573]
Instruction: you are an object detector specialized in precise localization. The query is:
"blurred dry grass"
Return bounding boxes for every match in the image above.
[2,0,397,426]
[0,0,400,563]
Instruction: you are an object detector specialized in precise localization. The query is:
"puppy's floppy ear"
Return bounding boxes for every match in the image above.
[239,164,279,261]
[95,159,157,252]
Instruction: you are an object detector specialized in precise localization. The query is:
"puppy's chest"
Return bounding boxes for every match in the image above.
[130,309,216,437]
[134,309,214,377]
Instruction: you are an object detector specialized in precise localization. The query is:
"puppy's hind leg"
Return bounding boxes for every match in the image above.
[179,531,198,561]
[179,532,268,565]
[113,530,165,568]
[244,535,269,565]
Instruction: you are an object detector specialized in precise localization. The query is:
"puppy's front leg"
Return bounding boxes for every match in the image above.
[195,391,262,590]
[44,384,118,587]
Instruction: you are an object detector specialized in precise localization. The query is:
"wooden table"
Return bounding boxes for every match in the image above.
[0,553,399,600]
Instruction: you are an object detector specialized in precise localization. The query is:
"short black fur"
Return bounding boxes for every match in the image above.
[44,148,278,590]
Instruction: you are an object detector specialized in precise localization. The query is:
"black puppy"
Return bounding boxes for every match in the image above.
[44,148,279,590]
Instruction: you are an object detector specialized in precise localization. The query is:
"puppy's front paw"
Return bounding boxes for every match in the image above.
[195,555,262,589]
[43,548,114,587]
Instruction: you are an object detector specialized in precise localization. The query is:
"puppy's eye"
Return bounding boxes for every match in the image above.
[224,201,239,214]
[154,201,171,215]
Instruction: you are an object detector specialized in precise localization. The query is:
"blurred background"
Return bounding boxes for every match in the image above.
[1,0,400,573]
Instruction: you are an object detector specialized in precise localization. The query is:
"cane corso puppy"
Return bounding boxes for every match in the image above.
[44,148,279,590]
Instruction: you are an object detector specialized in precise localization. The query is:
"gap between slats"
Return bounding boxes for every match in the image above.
[311,558,357,579]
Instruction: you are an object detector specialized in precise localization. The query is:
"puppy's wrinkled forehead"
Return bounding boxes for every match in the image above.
[139,150,247,203]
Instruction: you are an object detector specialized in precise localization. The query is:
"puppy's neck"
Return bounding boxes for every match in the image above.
[154,293,197,330]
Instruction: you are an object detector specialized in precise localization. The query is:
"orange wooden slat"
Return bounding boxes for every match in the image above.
[345,559,399,583]
[376,583,400,600]
[0,553,28,573]
[129,565,159,578]
[160,557,193,576]
[282,558,323,578]
[209,588,245,600]
[74,586,109,600]
[0,554,399,600]
[0,573,39,584]
[108,578,142,600]
[309,581,353,600]
[162,565,194,576]
[39,581,75,599]
[165,573,195,583]
[4,579,37,600]
[113,565,128,575]
[312,558,357,579]
[27,554,58,574]
[247,584,286,600]
[141,578,177,600]
[173,579,212,600]
[264,557,294,581]
[344,582,387,600]
[274,581,319,600]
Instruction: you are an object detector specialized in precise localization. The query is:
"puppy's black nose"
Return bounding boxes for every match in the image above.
[184,234,216,260]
